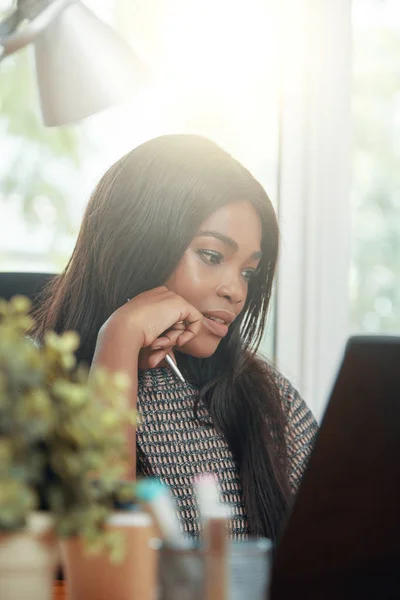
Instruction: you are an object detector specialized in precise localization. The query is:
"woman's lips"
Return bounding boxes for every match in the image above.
[203,316,229,337]
[202,312,233,338]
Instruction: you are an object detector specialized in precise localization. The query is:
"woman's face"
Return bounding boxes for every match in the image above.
[164,201,262,358]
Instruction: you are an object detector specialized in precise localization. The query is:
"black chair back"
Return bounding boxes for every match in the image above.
[0,272,55,306]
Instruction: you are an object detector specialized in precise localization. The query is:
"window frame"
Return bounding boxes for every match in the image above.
[274,0,353,421]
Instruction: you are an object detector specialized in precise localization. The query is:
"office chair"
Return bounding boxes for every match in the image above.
[0,272,55,305]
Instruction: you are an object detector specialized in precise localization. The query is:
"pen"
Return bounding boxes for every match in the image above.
[164,353,186,384]
[135,478,189,549]
[194,474,229,600]
[126,298,186,384]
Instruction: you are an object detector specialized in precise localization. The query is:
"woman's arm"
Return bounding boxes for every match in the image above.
[92,320,142,480]
[90,287,202,481]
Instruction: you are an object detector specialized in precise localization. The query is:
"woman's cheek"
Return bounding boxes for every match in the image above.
[165,252,212,302]
[178,328,222,359]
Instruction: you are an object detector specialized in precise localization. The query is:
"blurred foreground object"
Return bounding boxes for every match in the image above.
[0,294,136,598]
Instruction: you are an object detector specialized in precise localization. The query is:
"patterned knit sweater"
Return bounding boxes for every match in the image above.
[136,366,318,539]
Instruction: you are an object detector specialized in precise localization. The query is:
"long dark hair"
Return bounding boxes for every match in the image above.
[33,134,292,539]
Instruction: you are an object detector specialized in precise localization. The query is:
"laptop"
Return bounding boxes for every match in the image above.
[270,336,400,599]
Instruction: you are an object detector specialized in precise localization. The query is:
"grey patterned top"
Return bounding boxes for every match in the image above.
[136,366,318,539]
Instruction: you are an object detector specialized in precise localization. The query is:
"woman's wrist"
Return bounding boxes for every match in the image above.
[93,317,143,377]
[91,315,139,481]
[97,314,143,355]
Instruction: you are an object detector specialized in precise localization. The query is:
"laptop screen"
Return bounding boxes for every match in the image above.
[270,336,400,599]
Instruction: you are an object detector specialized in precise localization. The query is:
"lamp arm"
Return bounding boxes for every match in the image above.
[0,0,76,59]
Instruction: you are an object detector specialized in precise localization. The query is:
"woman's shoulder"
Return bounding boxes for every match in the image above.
[259,360,318,491]
[258,358,318,431]
[272,367,302,413]
[256,358,303,411]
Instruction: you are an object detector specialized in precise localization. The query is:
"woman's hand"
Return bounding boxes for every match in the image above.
[92,287,202,480]
[97,286,202,368]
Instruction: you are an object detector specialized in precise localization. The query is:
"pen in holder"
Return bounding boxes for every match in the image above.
[136,478,203,599]
[194,473,229,600]
[135,478,188,549]
[204,511,228,600]
[158,543,204,600]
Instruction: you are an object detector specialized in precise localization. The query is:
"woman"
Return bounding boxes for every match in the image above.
[33,134,317,541]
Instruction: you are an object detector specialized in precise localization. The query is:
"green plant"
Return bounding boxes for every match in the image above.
[0,296,136,560]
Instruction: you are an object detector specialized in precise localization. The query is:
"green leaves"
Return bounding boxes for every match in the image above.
[0,479,37,531]
[0,297,136,560]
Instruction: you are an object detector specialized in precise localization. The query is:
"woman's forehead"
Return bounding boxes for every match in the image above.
[196,202,262,250]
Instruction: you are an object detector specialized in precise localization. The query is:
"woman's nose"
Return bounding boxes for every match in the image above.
[216,275,244,305]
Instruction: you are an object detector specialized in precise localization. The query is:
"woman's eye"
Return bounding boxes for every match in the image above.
[197,250,223,265]
[242,267,259,282]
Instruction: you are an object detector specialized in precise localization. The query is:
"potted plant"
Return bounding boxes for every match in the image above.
[0,296,136,600]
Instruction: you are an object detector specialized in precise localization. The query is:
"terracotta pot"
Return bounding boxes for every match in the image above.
[60,511,158,600]
[0,512,58,600]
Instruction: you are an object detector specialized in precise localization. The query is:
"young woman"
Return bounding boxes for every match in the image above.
[33,134,317,541]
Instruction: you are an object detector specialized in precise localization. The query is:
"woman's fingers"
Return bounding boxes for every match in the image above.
[150,328,182,350]
[154,313,202,349]
[122,287,203,349]
[147,349,169,369]
[176,329,197,347]
[180,310,202,337]
[138,347,170,369]
[169,321,187,331]
[143,348,179,369]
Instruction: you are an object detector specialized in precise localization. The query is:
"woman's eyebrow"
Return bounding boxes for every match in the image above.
[197,230,262,259]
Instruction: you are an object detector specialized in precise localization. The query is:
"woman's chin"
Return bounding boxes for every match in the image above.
[177,336,221,359]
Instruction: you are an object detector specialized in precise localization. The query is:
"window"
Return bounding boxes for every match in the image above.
[274,0,352,420]
[275,0,400,420]
[351,0,400,335]
[0,0,281,358]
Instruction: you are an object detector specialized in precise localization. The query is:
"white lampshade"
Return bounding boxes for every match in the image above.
[33,1,147,126]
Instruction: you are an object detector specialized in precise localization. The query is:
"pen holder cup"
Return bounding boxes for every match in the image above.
[226,538,273,600]
[158,538,273,600]
[158,544,204,600]
[60,511,158,600]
